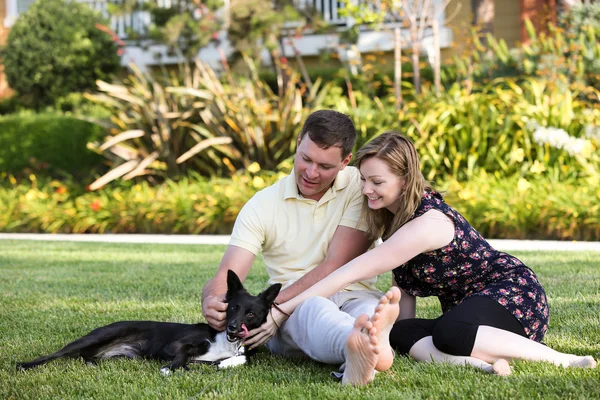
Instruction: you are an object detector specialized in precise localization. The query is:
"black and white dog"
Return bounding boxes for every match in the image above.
[17,270,281,375]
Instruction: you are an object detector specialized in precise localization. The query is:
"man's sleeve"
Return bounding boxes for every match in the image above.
[338,176,367,232]
[229,195,265,255]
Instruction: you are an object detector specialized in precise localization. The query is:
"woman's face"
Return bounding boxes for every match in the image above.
[359,157,405,214]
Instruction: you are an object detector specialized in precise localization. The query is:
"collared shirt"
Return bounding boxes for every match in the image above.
[229,166,377,291]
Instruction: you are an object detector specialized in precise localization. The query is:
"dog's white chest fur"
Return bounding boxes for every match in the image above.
[191,331,245,362]
[160,332,246,375]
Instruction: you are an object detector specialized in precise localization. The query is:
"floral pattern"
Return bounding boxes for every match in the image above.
[393,191,549,342]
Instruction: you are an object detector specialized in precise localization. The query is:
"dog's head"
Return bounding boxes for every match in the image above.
[224,270,282,342]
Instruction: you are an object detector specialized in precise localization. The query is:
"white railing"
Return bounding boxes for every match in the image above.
[77,0,444,40]
[77,0,159,39]
[77,0,355,39]
[292,0,350,26]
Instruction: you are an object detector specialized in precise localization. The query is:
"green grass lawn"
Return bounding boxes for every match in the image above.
[1,240,599,399]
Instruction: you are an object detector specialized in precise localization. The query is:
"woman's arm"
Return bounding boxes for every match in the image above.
[280,209,453,315]
[243,209,453,348]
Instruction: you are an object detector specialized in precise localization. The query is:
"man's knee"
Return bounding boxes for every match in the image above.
[431,319,478,357]
[287,296,338,328]
[295,296,334,316]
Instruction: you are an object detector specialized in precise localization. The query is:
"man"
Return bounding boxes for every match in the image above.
[201,109,383,380]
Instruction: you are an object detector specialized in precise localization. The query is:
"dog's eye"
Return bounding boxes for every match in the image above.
[246,312,255,318]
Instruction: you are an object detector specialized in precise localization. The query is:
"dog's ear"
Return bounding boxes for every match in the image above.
[226,270,245,300]
[259,283,282,306]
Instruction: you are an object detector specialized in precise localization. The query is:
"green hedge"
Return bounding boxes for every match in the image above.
[0,112,106,178]
[3,0,121,108]
[1,171,598,241]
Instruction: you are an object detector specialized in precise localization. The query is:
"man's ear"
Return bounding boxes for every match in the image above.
[226,270,244,301]
[340,152,352,170]
[259,283,282,306]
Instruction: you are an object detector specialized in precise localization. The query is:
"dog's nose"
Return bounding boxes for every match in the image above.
[226,322,237,332]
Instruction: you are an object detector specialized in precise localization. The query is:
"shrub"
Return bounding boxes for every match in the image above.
[0,167,284,234]
[451,19,600,89]
[0,95,23,115]
[54,92,111,118]
[442,173,600,241]
[0,112,105,179]
[0,170,598,240]
[85,58,328,189]
[394,78,598,182]
[559,2,600,34]
[322,77,600,183]
[3,0,122,109]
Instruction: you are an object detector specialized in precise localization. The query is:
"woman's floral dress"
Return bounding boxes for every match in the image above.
[393,191,549,342]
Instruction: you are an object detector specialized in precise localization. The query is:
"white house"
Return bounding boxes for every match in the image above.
[2,0,455,72]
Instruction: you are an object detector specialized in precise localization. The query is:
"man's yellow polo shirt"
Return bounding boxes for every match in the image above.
[229,166,377,292]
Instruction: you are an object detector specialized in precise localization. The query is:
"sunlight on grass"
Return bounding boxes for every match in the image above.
[1,240,599,399]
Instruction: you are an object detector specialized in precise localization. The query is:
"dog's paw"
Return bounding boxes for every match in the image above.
[16,362,32,371]
[217,356,247,370]
[160,367,171,376]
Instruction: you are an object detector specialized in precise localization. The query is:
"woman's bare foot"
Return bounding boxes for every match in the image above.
[342,314,379,386]
[371,287,401,371]
[491,359,511,376]
[567,355,596,369]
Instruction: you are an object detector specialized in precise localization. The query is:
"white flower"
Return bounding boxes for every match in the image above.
[533,127,570,148]
[518,178,531,192]
[562,138,588,156]
[533,125,593,156]
[584,125,600,140]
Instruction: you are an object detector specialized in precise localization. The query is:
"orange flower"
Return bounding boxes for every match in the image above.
[55,186,67,195]
[90,200,102,212]
[95,23,109,33]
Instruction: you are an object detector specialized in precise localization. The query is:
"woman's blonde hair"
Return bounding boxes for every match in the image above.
[355,131,432,241]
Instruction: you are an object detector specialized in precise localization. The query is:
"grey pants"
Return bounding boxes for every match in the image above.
[266,290,383,365]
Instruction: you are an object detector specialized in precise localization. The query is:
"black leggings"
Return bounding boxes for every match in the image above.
[390,296,528,356]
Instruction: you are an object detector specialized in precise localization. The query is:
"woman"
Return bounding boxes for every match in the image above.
[245,132,596,385]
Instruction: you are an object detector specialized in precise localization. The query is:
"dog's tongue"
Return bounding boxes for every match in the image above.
[240,324,249,338]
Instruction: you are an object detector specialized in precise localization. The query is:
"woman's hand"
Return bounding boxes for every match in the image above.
[243,307,288,349]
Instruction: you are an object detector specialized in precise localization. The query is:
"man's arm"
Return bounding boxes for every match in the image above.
[274,225,372,304]
[201,245,256,331]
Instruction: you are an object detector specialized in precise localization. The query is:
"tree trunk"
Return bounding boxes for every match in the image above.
[394,27,403,109]
[432,16,441,96]
[410,22,421,94]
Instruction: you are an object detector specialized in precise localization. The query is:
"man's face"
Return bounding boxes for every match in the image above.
[294,135,352,201]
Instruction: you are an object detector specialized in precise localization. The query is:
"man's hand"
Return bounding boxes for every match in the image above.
[202,294,228,331]
[201,246,257,331]
[243,307,288,349]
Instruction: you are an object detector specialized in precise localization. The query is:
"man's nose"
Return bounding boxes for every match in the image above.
[306,163,318,178]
